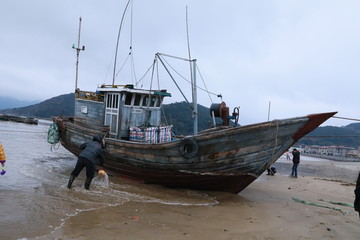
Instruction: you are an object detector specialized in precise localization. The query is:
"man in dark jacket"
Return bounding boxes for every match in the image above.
[67,134,105,190]
[289,148,300,178]
[354,171,360,217]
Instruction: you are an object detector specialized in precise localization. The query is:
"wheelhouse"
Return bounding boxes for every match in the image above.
[74,84,171,141]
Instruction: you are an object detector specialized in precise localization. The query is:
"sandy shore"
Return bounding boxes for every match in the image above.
[35,159,360,240]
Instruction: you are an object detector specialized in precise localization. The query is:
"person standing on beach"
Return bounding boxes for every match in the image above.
[286,150,291,160]
[67,134,105,190]
[289,148,300,178]
[0,143,6,175]
[354,171,360,217]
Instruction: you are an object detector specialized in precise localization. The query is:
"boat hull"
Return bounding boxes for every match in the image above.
[54,112,336,193]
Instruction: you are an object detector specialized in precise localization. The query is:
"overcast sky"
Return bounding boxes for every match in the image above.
[1,0,360,127]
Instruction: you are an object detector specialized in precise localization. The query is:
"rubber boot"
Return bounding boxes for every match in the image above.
[67,175,76,189]
[84,177,92,190]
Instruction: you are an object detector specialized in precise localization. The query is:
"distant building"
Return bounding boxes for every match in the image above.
[303,145,357,158]
[347,147,360,159]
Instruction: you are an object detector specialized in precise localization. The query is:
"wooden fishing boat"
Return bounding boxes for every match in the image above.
[53,82,336,193]
[53,13,336,193]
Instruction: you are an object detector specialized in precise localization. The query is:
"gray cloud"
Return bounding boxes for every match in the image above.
[1,0,359,127]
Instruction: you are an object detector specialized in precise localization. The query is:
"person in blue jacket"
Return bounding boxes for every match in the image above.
[67,134,104,190]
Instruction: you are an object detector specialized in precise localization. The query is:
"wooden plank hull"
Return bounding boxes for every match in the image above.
[55,112,336,193]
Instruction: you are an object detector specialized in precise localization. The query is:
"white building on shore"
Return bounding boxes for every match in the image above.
[303,145,359,159]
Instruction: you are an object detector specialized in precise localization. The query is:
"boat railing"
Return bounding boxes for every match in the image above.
[75,90,104,102]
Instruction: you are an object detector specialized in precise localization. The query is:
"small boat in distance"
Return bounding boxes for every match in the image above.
[0,114,38,125]
[53,11,336,194]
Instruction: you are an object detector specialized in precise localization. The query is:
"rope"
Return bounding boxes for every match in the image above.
[160,56,220,97]
[292,197,350,215]
[332,116,360,122]
[134,61,154,88]
[157,55,192,108]
[318,199,354,208]
[270,120,280,163]
[115,53,131,78]
[301,115,360,138]
[196,64,215,104]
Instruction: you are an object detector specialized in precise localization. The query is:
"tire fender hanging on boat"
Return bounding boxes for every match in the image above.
[179,138,199,159]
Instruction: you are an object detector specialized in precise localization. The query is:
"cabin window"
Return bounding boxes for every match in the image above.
[156,97,162,107]
[107,95,111,107]
[125,93,132,106]
[113,94,119,108]
[105,93,120,135]
[134,94,141,106]
[106,93,119,109]
[142,95,149,106]
[149,96,156,107]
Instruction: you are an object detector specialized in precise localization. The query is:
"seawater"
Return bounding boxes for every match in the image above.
[0,120,218,240]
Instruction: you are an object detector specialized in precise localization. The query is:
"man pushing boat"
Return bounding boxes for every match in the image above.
[67,134,105,190]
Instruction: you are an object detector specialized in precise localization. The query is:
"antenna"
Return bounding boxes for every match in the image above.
[73,17,85,91]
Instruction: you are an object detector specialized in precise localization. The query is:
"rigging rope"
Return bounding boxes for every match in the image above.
[196,64,214,104]
[332,116,360,122]
[270,120,280,163]
[301,115,360,138]
[134,61,154,88]
[160,56,220,97]
[115,52,131,78]
[157,55,192,109]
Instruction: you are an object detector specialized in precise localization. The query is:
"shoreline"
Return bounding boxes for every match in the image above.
[30,159,360,240]
[302,153,360,163]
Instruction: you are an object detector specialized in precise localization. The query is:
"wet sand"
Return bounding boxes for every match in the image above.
[31,159,360,240]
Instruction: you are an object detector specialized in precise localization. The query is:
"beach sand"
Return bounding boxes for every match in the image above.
[35,159,360,240]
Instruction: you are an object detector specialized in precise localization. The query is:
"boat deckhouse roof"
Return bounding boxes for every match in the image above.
[96,84,171,97]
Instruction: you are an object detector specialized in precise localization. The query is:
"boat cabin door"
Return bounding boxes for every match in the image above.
[104,93,120,136]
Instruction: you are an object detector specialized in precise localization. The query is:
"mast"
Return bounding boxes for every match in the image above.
[186,6,198,135]
[192,59,198,135]
[112,0,132,85]
[73,17,85,91]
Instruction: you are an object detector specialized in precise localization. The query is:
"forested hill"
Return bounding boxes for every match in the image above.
[0,93,75,118]
[298,123,360,148]
[1,93,360,148]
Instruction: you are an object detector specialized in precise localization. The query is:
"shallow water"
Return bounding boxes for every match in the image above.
[0,121,218,240]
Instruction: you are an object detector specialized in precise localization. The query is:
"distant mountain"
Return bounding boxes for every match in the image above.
[1,93,360,148]
[0,93,74,118]
[298,123,360,148]
[0,96,39,110]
